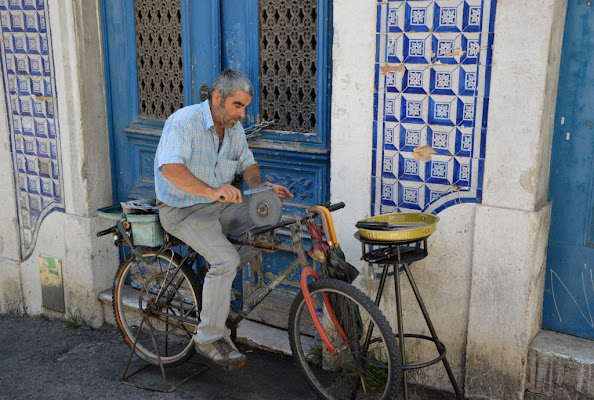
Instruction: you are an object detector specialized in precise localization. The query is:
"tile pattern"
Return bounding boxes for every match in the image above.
[0,0,63,260]
[372,0,496,215]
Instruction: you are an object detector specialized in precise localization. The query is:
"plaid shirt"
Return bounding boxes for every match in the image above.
[154,101,256,207]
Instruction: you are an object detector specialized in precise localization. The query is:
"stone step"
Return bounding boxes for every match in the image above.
[98,289,291,355]
[526,329,594,400]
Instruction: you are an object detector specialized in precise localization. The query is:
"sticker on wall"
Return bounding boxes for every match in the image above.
[39,254,65,313]
[372,0,497,215]
[0,0,64,260]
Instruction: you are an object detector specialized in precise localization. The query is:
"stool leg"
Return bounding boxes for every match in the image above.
[374,264,391,307]
[393,264,408,400]
[402,264,463,400]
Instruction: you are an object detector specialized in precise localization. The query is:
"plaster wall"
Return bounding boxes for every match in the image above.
[330,0,376,265]
[0,258,24,314]
[465,0,566,398]
[0,0,118,325]
[19,211,118,326]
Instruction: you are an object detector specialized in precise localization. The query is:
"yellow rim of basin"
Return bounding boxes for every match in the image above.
[358,213,439,242]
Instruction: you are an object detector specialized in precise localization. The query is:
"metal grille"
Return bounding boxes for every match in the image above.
[259,0,317,133]
[134,0,184,119]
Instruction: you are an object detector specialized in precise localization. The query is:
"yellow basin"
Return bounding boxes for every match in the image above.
[358,213,439,242]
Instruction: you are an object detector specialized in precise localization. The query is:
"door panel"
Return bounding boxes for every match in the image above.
[542,1,594,340]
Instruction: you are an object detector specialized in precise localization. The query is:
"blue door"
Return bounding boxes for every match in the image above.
[542,1,594,340]
[102,0,332,326]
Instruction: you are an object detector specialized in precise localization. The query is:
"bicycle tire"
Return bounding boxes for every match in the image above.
[288,279,403,400]
[113,250,202,367]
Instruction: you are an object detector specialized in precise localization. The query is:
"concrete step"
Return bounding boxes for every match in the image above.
[98,289,291,355]
[526,329,594,400]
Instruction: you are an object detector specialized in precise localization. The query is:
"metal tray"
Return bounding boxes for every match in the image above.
[357,213,439,241]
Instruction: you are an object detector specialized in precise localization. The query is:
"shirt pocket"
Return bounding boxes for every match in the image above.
[216,159,239,185]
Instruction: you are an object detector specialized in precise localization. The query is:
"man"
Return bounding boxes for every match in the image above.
[154,69,293,368]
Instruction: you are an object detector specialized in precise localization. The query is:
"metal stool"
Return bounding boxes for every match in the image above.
[355,233,463,400]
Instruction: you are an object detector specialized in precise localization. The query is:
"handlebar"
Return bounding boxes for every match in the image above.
[96,226,117,237]
[325,202,345,212]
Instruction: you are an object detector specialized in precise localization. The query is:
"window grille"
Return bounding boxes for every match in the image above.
[134,0,184,119]
[259,0,318,133]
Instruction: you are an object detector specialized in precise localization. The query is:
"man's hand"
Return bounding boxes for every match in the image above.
[242,164,294,201]
[263,182,294,201]
[210,184,243,203]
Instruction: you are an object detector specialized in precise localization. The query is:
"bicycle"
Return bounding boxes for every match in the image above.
[97,201,403,400]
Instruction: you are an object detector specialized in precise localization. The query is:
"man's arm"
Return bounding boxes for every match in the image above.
[242,164,294,201]
[161,163,243,203]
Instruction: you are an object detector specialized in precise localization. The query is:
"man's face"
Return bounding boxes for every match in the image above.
[212,89,252,129]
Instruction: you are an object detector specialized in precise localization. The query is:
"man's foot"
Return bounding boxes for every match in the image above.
[195,337,246,369]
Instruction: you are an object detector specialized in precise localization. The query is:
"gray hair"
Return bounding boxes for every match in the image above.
[209,69,254,102]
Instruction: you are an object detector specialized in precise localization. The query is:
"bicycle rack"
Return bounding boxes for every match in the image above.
[121,304,209,393]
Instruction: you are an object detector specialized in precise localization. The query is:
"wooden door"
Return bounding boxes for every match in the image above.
[542,1,594,340]
[102,0,332,328]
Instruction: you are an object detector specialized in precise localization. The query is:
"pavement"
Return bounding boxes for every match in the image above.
[0,313,457,400]
[0,313,314,400]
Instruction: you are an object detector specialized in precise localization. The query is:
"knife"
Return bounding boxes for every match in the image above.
[219,185,273,201]
[243,186,274,195]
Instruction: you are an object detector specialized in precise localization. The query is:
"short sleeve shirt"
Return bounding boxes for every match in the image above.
[154,100,256,207]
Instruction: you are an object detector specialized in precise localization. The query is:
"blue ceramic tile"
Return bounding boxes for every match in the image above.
[404,2,432,32]
[382,150,399,179]
[402,67,428,94]
[433,2,463,33]
[431,33,460,64]
[455,127,474,157]
[403,33,432,64]
[428,95,456,126]
[383,121,399,151]
[398,153,424,182]
[397,181,424,210]
[430,66,457,96]
[462,1,483,32]
[399,123,425,152]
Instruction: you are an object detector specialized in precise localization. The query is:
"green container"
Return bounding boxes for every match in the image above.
[126,213,164,247]
[97,205,125,221]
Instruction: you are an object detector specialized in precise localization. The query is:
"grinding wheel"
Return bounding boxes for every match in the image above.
[248,190,283,227]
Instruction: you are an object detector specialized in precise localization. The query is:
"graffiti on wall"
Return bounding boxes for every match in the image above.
[0,0,63,260]
[372,0,497,215]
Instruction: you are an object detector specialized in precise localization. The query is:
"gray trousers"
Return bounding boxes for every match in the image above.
[158,199,253,345]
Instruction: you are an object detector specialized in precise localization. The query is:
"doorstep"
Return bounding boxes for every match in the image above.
[525,329,594,399]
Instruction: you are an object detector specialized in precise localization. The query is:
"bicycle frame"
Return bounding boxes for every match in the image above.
[100,202,346,331]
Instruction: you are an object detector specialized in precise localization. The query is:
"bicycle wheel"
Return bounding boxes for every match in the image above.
[289,279,402,400]
[113,250,201,367]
